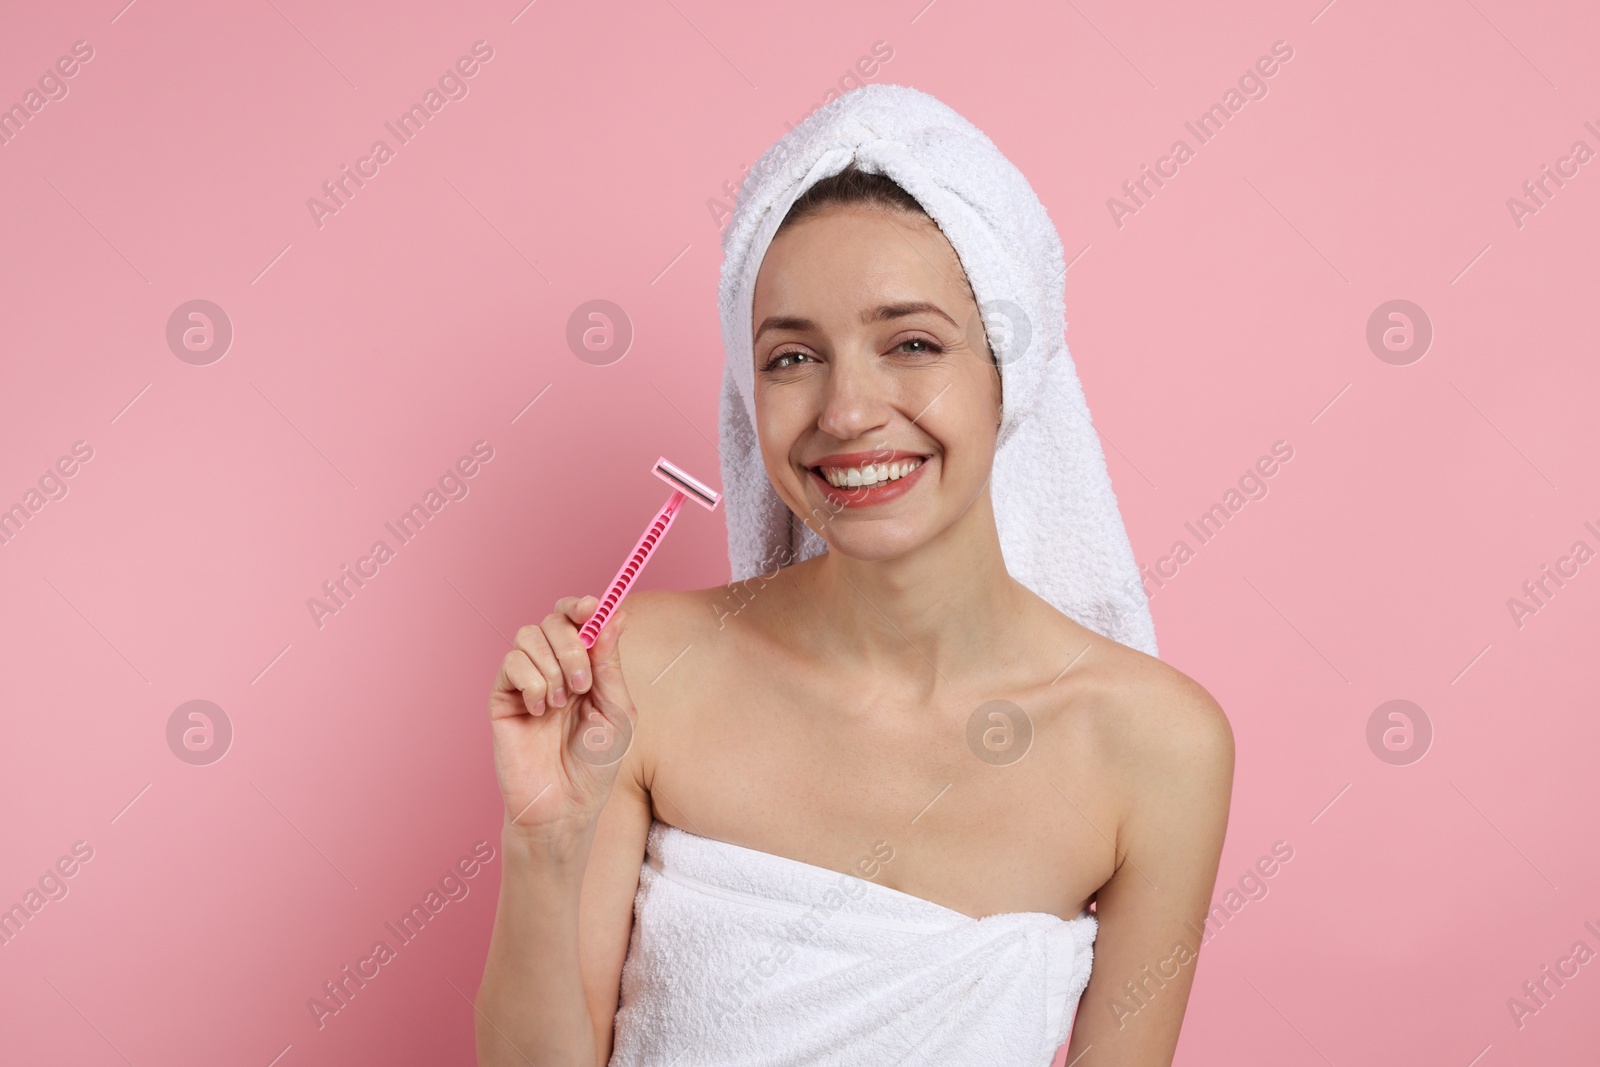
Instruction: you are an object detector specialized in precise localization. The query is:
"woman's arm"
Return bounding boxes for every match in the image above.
[1064,673,1235,1066]
[580,756,655,1062]
[474,760,653,1067]
[471,597,652,1067]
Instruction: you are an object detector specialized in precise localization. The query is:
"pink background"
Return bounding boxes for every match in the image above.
[2,0,1597,1063]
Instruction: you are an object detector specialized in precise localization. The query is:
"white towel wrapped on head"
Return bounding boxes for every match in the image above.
[607,820,1098,1066]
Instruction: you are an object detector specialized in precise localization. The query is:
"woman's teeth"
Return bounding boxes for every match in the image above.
[819,457,924,488]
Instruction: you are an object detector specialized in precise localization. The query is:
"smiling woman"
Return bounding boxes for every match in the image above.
[474,84,1234,1067]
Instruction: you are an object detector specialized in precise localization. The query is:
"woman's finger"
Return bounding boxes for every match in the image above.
[562,594,600,627]
[586,608,631,714]
[570,608,633,767]
[541,607,593,701]
[512,624,564,715]
[554,593,599,628]
[492,647,547,719]
[560,595,602,692]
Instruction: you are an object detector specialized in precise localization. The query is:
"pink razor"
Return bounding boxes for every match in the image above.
[578,456,722,649]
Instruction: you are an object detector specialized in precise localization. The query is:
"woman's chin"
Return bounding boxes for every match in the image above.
[811,526,930,564]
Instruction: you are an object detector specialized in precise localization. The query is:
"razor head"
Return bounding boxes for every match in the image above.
[653,456,721,511]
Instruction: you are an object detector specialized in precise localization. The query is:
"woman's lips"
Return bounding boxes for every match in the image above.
[808,457,931,509]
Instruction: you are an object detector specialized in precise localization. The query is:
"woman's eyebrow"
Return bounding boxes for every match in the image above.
[753,314,813,342]
[867,301,957,328]
[754,302,956,342]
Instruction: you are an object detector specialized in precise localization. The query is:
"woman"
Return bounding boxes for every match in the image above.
[476,85,1233,1067]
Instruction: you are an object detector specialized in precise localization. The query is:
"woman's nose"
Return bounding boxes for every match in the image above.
[816,352,890,442]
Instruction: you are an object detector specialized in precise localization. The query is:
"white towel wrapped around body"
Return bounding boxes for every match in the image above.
[607,820,1097,1066]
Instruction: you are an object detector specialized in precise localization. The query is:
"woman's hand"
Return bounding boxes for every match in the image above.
[488,595,637,842]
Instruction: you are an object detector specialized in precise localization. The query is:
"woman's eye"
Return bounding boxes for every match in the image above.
[766,350,813,370]
[895,338,944,355]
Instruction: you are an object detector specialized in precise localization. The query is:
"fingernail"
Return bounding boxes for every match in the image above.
[552,687,566,707]
[573,670,590,691]
[532,700,545,716]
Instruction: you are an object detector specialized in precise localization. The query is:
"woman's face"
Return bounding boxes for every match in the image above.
[751,202,1002,562]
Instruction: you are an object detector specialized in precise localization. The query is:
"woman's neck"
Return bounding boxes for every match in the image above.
[786,483,1031,689]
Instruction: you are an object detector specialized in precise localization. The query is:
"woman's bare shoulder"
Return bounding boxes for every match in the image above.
[1089,641,1234,816]
[616,562,807,662]
[1111,645,1228,744]
[1030,607,1232,780]
[609,584,750,688]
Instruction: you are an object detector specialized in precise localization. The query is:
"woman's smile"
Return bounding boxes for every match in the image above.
[806,450,934,509]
